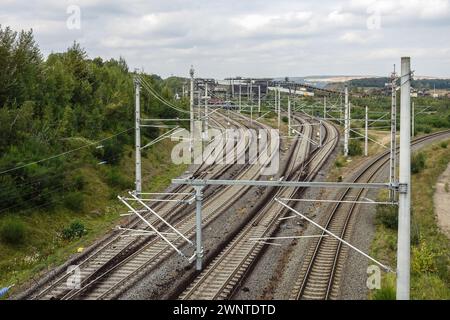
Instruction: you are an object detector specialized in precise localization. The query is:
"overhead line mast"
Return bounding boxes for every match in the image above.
[190,66,195,152]
[134,75,142,196]
[389,65,398,201]
[397,57,412,300]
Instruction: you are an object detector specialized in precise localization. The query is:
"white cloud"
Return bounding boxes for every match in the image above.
[1,0,449,78]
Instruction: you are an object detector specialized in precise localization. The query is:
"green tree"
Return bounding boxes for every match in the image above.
[58,106,76,137]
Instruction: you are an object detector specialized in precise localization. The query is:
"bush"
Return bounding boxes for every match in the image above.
[348,140,363,156]
[62,221,87,240]
[412,240,438,273]
[411,152,426,174]
[411,221,421,246]
[63,192,84,211]
[440,141,448,149]
[106,168,133,189]
[102,140,124,165]
[335,158,344,168]
[0,219,25,245]
[282,116,288,123]
[376,204,398,229]
[72,174,85,191]
[93,140,124,165]
[372,286,396,300]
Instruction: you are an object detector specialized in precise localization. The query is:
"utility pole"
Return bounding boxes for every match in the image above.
[344,85,349,157]
[189,66,195,152]
[349,102,351,123]
[198,88,202,119]
[288,97,291,137]
[412,101,415,137]
[258,85,261,114]
[389,66,397,200]
[239,83,242,113]
[274,87,277,113]
[319,120,323,147]
[204,82,209,138]
[134,76,142,196]
[278,87,281,129]
[397,56,412,300]
[278,86,281,129]
[365,105,368,157]
[231,79,234,98]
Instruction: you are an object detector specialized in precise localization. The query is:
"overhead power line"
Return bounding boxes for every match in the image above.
[137,74,190,115]
[0,128,133,176]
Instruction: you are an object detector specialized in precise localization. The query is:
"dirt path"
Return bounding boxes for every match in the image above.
[434,162,450,238]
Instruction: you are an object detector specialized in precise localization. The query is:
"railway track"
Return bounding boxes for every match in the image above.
[61,112,306,300]
[21,111,264,300]
[25,110,306,300]
[290,129,450,300]
[179,117,339,300]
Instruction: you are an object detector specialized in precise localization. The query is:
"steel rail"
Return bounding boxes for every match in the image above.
[292,129,450,300]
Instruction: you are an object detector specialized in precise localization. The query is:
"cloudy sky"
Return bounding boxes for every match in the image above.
[1,0,450,78]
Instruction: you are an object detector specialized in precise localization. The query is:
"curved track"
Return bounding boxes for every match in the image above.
[179,116,339,300]
[291,129,450,300]
[22,111,263,299]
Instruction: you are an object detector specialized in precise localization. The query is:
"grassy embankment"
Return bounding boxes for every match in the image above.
[370,139,450,299]
[0,139,187,295]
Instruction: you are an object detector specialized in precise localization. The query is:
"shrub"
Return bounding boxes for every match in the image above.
[102,140,124,165]
[0,219,25,245]
[93,140,124,165]
[62,221,87,240]
[372,286,396,300]
[282,116,288,123]
[63,192,84,211]
[73,174,85,191]
[412,240,438,273]
[440,141,448,149]
[411,221,421,246]
[411,152,426,174]
[106,168,133,189]
[348,140,363,156]
[376,204,398,229]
